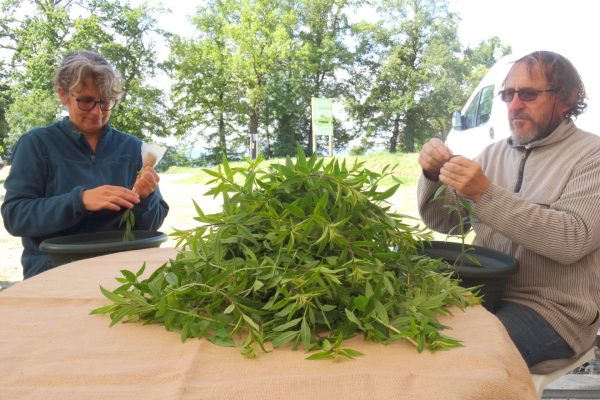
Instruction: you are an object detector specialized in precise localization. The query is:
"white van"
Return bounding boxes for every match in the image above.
[445,53,600,158]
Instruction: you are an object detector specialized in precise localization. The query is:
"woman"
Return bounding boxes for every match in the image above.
[1,50,169,279]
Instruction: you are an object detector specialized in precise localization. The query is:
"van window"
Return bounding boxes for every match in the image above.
[477,86,494,125]
[463,85,495,129]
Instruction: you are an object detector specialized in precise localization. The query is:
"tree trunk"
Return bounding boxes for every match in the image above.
[307,118,314,156]
[389,116,400,153]
[218,110,226,154]
[403,109,416,152]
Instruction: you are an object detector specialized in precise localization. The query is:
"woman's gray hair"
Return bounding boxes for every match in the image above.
[54,51,123,99]
[512,51,587,118]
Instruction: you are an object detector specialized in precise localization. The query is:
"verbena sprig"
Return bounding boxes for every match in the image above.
[431,183,480,267]
[92,146,479,359]
[120,151,160,241]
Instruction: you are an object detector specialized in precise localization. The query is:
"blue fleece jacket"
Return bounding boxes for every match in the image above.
[1,117,169,278]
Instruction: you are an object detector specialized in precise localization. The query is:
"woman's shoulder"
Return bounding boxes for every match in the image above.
[108,126,143,146]
[17,121,62,145]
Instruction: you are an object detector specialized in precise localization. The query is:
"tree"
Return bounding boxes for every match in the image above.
[2,0,72,146]
[277,0,355,155]
[0,0,169,149]
[82,0,171,139]
[168,0,357,160]
[167,0,246,163]
[348,0,509,152]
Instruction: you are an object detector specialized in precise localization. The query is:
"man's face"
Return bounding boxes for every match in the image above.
[503,62,569,145]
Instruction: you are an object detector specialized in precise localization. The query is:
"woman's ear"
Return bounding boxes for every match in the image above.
[57,86,69,105]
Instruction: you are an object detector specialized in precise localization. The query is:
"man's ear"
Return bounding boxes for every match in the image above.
[559,88,577,117]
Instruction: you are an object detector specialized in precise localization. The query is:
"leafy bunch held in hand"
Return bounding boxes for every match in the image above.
[93,146,479,359]
[431,183,481,267]
[120,143,166,240]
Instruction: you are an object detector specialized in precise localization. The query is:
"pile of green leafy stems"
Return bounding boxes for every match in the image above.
[92,147,479,360]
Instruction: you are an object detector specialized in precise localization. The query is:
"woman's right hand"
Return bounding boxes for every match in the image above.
[82,185,140,212]
[418,138,453,181]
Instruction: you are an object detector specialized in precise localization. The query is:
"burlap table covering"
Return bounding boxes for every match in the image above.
[0,247,537,400]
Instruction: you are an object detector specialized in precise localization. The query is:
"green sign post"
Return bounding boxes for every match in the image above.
[311,97,333,156]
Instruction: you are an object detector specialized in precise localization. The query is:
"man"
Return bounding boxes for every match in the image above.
[417,51,600,367]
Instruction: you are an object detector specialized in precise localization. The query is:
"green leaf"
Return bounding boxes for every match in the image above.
[339,348,364,359]
[301,317,311,352]
[353,295,369,312]
[120,269,137,283]
[224,304,235,314]
[372,183,400,201]
[242,314,261,333]
[98,286,127,304]
[272,317,303,332]
[272,330,299,347]
[296,144,307,172]
[165,272,178,286]
[306,351,335,360]
[344,309,364,329]
[222,154,233,181]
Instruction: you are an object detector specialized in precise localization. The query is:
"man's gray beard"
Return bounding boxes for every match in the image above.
[511,128,540,146]
[510,116,562,146]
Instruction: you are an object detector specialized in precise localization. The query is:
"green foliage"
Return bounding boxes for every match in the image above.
[347,0,510,152]
[92,146,479,358]
[431,183,480,266]
[168,151,422,188]
[167,0,357,160]
[119,208,135,241]
[0,0,169,147]
[0,0,510,157]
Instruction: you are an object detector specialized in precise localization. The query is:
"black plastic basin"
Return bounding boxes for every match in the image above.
[418,241,519,312]
[40,231,168,267]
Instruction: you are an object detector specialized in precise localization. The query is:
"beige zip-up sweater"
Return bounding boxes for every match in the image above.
[417,119,600,355]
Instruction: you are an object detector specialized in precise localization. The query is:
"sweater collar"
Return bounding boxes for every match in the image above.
[59,116,112,146]
[508,119,577,150]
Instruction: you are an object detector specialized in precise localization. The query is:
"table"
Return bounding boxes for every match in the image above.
[0,248,538,400]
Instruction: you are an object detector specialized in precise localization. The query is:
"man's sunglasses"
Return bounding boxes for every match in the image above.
[499,88,557,103]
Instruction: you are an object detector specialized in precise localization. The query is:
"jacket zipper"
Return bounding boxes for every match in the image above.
[513,148,531,193]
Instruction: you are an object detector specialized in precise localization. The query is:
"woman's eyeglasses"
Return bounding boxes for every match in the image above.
[75,97,118,111]
[499,88,557,103]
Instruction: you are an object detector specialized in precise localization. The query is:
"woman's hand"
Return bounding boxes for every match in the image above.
[82,185,140,211]
[133,165,160,199]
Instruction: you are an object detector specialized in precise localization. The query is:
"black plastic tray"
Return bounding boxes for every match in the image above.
[40,231,168,266]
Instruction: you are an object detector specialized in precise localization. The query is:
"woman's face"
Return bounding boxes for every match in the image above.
[58,77,112,136]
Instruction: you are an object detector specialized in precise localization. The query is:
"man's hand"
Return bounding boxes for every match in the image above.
[133,165,160,199]
[418,138,453,181]
[82,185,140,212]
[439,156,490,202]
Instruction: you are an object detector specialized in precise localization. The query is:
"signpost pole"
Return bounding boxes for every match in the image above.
[311,97,334,156]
